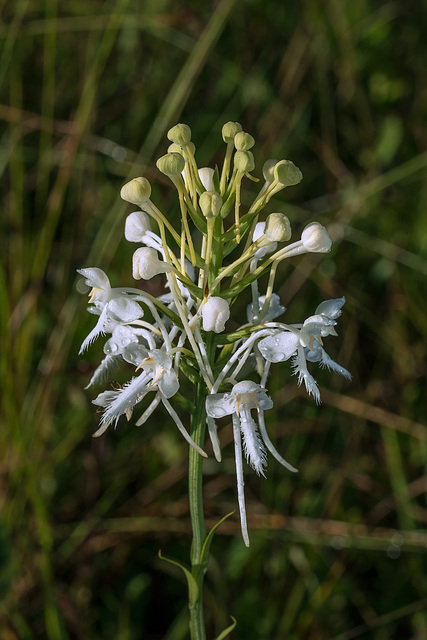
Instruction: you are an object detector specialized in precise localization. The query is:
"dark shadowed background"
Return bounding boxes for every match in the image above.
[1,0,427,638]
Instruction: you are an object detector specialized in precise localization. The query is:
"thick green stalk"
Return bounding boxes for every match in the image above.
[188,378,207,640]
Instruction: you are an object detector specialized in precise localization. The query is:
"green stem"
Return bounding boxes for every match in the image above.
[188,378,207,640]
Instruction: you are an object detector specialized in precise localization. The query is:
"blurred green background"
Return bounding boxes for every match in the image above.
[2,0,427,638]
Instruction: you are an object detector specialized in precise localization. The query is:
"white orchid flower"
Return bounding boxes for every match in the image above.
[258,297,351,403]
[247,293,285,324]
[92,344,207,458]
[206,380,297,546]
[77,268,144,354]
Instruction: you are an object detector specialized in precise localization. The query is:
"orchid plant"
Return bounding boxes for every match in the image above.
[78,122,350,639]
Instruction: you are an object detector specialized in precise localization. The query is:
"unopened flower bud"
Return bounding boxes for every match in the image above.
[198,167,215,191]
[252,222,277,258]
[222,121,242,143]
[234,150,255,174]
[167,123,192,145]
[274,160,303,187]
[167,142,184,155]
[234,131,255,151]
[301,222,332,253]
[156,152,185,177]
[132,247,171,280]
[168,141,195,155]
[264,213,292,242]
[263,159,278,183]
[124,211,152,242]
[199,191,222,218]
[121,177,151,205]
[201,297,230,333]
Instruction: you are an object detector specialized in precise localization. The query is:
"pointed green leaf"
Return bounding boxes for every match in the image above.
[213,616,237,640]
[200,511,235,571]
[158,551,199,603]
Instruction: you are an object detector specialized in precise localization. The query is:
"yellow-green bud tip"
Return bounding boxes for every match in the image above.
[120,177,152,205]
[234,131,255,151]
[222,121,242,143]
[264,213,292,242]
[167,123,192,146]
[234,150,255,174]
[199,191,223,218]
[274,160,303,187]
[156,152,185,177]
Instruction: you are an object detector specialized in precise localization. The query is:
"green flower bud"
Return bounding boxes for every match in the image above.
[168,141,196,155]
[264,213,292,242]
[262,159,278,183]
[199,191,223,218]
[234,131,255,151]
[222,121,242,143]
[234,150,255,174]
[120,177,152,205]
[156,152,185,177]
[167,123,192,145]
[274,160,303,187]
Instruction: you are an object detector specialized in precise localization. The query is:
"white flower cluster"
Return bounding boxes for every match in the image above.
[78,122,350,546]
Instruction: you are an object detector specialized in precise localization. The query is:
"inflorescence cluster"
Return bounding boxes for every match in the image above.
[78,122,350,545]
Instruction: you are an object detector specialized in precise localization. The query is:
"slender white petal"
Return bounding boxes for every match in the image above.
[233,414,250,547]
[161,397,207,457]
[79,305,109,354]
[207,416,222,462]
[85,354,121,389]
[257,411,298,473]
[135,395,162,426]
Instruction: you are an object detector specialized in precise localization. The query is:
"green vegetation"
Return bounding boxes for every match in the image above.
[1,1,427,638]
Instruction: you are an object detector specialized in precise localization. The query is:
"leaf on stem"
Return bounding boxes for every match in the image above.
[200,511,235,573]
[213,617,237,640]
[158,550,199,603]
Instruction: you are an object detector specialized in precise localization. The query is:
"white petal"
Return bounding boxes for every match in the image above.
[103,325,138,355]
[108,297,144,323]
[205,393,236,418]
[77,267,110,292]
[258,332,299,363]
[122,343,149,366]
[157,369,179,399]
[315,297,345,320]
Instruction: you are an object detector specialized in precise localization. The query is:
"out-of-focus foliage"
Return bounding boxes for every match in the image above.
[1,1,427,638]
